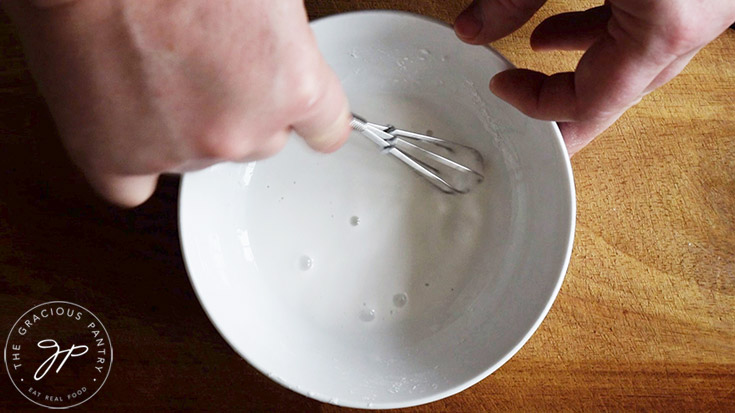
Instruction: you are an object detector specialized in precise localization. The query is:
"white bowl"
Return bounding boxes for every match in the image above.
[179,10,575,409]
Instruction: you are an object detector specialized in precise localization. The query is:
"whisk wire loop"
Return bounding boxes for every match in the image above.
[350,114,485,194]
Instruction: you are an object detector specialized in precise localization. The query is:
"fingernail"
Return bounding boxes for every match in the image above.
[489,75,497,88]
[489,75,501,94]
[454,6,483,40]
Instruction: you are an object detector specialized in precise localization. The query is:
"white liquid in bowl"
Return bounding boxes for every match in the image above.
[243,92,511,335]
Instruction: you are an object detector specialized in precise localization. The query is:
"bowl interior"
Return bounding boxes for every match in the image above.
[179,11,574,409]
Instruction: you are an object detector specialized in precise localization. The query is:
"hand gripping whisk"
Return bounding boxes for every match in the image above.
[349,114,485,194]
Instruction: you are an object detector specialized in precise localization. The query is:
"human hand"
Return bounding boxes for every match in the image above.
[454,0,735,156]
[3,0,351,206]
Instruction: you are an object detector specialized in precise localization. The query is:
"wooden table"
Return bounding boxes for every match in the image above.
[1,1,733,411]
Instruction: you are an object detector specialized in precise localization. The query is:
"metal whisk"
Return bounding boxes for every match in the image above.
[349,114,485,194]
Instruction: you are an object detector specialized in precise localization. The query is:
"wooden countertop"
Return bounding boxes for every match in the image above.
[1,0,733,411]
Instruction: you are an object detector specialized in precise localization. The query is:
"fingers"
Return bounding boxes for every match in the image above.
[86,172,160,208]
[454,0,548,44]
[530,6,611,51]
[490,69,577,121]
[490,30,680,153]
[290,62,352,154]
[490,69,623,156]
[489,70,622,156]
[558,116,622,157]
[643,48,699,93]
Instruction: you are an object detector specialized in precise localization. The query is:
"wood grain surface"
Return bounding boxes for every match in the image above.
[1,0,734,411]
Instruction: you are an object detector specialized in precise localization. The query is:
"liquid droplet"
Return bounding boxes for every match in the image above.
[393,293,408,308]
[299,256,313,271]
[359,308,376,322]
[350,216,360,226]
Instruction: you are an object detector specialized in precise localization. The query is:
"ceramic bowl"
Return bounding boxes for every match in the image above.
[179,10,575,409]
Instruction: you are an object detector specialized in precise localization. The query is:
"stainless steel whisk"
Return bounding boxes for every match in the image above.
[350,114,485,194]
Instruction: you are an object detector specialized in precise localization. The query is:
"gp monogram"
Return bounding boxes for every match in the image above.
[4,301,113,409]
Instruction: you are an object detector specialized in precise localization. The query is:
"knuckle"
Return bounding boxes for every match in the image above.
[660,28,699,55]
[258,134,289,159]
[573,103,609,122]
[194,118,250,160]
[286,59,327,114]
[657,8,702,54]
[290,74,324,112]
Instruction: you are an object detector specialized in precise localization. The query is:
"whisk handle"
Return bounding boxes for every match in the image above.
[349,113,369,132]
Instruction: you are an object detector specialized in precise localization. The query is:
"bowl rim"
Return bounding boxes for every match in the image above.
[178,9,576,409]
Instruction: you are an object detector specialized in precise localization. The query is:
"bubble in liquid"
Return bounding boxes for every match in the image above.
[350,216,360,226]
[299,256,313,271]
[393,293,408,308]
[359,308,376,322]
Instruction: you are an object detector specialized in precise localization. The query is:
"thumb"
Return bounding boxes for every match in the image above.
[86,172,159,207]
[455,0,548,44]
[290,60,352,153]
